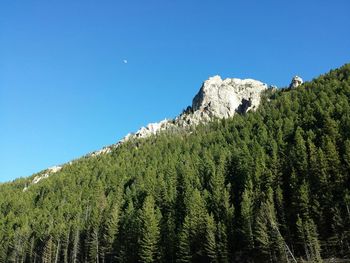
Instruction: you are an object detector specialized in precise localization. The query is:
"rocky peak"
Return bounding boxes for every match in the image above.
[111,75,268,142]
[289,76,303,88]
[192,75,268,119]
[98,75,269,148]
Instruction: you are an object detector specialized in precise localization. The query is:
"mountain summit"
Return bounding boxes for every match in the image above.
[119,75,269,144]
[192,75,267,118]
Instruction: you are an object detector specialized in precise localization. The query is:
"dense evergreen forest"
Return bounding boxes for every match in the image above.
[1,64,350,262]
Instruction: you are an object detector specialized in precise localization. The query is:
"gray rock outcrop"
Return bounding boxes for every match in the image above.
[289,76,303,88]
[192,75,267,118]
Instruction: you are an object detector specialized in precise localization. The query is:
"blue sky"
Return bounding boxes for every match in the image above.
[1,0,350,182]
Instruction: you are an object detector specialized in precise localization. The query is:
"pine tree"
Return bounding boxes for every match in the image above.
[204,214,217,262]
[88,226,100,263]
[177,217,191,263]
[293,127,308,176]
[323,136,341,186]
[240,180,254,251]
[162,214,177,263]
[177,189,208,262]
[117,200,139,263]
[254,188,287,263]
[87,205,102,263]
[42,236,53,263]
[296,216,322,262]
[102,202,121,260]
[255,204,271,261]
[216,222,229,263]
[139,195,161,263]
[343,140,350,171]
[71,227,80,263]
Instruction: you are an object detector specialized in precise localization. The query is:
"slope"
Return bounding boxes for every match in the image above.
[0,64,350,262]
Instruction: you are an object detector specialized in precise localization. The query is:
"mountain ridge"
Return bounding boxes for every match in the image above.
[24,75,271,188]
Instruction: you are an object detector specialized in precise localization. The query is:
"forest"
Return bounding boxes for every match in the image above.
[0,64,350,262]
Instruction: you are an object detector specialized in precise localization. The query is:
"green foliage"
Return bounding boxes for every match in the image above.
[1,63,350,262]
[138,195,161,263]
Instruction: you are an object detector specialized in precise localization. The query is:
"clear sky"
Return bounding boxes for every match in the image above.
[1,0,350,182]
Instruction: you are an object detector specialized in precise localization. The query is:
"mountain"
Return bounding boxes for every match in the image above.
[24,75,269,188]
[93,75,268,154]
[1,64,350,262]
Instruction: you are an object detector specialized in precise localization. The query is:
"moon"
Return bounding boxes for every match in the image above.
[123,59,128,64]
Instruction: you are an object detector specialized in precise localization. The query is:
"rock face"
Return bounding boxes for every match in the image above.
[192,75,268,118]
[289,76,303,88]
[133,119,170,139]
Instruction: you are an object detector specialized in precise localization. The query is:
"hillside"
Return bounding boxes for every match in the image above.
[1,64,350,262]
